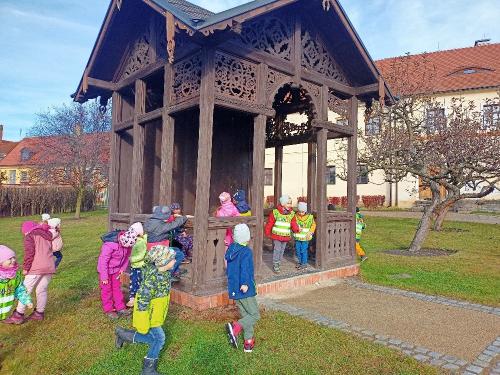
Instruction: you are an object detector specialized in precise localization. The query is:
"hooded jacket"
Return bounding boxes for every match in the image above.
[225,242,256,300]
[233,190,251,216]
[22,223,55,275]
[264,205,300,242]
[97,233,132,281]
[144,206,188,243]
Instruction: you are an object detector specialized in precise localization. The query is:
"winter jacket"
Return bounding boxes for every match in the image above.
[97,238,131,281]
[23,226,55,275]
[233,190,251,215]
[144,206,187,243]
[0,270,32,320]
[264,205,300,242]
[225,242,256,300]
[216,201,240,246]
[130,235,148,269]
[50,228,63,253]
[293,213,316,241]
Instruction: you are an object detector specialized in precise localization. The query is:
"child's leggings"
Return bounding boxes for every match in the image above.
[236,296,260,340]
[100,272,126,313]
[355,241,366,257]
[295,240,309,265]
[129,268,143,299]
[17,274,52,314]
[272,240,287,264]
[134,327,166,359]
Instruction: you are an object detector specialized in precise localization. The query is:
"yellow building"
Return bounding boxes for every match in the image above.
[0,136,41,185]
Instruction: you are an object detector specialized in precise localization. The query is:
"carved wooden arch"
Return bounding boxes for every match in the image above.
[266,79,321,120]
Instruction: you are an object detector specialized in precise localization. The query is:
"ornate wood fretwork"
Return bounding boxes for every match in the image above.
[266,117,313,145]
[301,29,347,84]
[328,90,349,121]
[239,14,293,61]
[121,34,153,79]
[214,52,257,102]
[172,53,202,103]
[301,80,321,109]
[266,68,291,99]
[166,12,176,64]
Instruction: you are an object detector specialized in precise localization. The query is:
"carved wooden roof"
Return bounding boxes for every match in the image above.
[149,0,214,23]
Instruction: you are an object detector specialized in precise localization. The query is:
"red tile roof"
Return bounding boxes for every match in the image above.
[376,43,500,95]
[0,141,18,159]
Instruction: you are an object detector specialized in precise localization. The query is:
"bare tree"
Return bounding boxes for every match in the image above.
[29,101,111,219]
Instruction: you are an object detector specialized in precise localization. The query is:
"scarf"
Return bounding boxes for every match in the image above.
[0,264,19,280]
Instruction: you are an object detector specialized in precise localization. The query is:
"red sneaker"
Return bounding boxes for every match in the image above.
[27,310,45,321]
[244,338,255,353]
[225,321,242,348]
[2,311,25,325]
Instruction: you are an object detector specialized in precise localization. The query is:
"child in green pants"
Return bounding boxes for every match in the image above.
[225,224,260,352]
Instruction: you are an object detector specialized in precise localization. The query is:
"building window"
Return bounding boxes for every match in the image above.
[483,104,500,130]
[425,108,446,132]
[264,168,273,186]
[20,148,32,162]
[20,171,29,183]
[357,165,369,184]
[326,165,336,185]
[8,170,16,184]
[365,117,381,135]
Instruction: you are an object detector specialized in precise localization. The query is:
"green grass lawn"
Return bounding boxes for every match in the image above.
[0,210,440,374]
[360,216,500,306]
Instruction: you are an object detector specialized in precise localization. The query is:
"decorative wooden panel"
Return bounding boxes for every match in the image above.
[301,80,321,111]
[266,68,291,100]
[172,53,202,103]
[214,52,257,102]
[326,220,352,260]
[239,13,293,61]
[328,90,349,120]
[121,34,154,80]
[301,29,347,84]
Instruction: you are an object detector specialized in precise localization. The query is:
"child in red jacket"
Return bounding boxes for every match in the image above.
[264,195,299,274]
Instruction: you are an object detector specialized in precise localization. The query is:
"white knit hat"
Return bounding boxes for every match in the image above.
[279,195,290,206]
[233,223,251,245]
[47,218,61,229]
[41,213,51,222]
[129,222,144,236]
[297,202,307,213]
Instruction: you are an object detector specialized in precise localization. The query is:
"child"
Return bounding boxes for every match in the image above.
[216,192,240,249]
[97,225,138,319]
[47,218,63,268]
[293,202,316,270]
[5,221,55,324]
[127,222,146,308]
[264,195,299,273]
[144,206,187,281]
[41,213,50,225]
[0,245,33,322]
[232,190,252,216]
[170,203,193,262]
[115,245,176,375]
[225,224,260,353]
[355,208,368,262]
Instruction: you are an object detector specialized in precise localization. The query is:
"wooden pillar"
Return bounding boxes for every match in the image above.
[252,115,266,279]
[315,128,328,268]
[108,91,121,228]
[274,146,283,204]
[347,96,358,257]
[192,48,215,292]
[307,142,317,212]
[159,64,174,205]
[130,80,146,219]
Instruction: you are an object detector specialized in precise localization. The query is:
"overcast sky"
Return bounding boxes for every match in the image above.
[0,0,499,140]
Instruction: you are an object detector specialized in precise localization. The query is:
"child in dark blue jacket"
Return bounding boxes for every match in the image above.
[225,224,260,353]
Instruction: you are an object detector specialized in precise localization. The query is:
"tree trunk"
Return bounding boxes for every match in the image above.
[408,181,440,252]
[432,197,458,231]
[74,186,84,219]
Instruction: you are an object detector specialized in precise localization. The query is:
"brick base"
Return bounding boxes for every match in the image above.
[170,264,359,311]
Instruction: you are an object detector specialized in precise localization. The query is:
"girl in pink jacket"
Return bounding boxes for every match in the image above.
[97,227,138,319]
[216,192,240,249]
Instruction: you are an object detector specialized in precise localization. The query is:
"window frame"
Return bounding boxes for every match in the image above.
[264,168,273,186]
[326,165,336,185]
[482,103,500,130]
[365,116,381,135]
[425,107,446,133]
[357,164,369,185]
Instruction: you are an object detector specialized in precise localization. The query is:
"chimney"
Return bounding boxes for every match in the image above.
[0,124,3,141]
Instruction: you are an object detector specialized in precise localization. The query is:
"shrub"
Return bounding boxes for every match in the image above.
[0,186,97,217]
[328,196,360,208]
[361,195,386,208]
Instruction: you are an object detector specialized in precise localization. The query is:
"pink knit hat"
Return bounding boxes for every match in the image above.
[219,192,231,204]
[0,245,16,264]
[119,229,138,248]
[21,221,37,236]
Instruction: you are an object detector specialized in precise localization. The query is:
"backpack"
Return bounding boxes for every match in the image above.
[100,229,121,243]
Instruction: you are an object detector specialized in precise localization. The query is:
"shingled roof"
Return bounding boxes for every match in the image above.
[376,43,500,95]
[150,0,214,23]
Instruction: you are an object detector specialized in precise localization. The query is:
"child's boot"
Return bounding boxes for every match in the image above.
[244,338,255,353]
[27,310,45,321]
[2,311,25,325]
[225,321,242,348]
[141,357,163,375]
[115,326,135,348]
[273,262,280,274]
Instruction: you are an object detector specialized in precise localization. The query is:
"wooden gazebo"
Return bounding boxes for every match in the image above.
[74,0,390,309]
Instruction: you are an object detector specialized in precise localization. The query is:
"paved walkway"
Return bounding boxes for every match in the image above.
[259,280,500,374]
[363,211,500,225]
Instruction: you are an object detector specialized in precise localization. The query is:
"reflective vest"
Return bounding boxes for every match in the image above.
[271,209,295,237]
[293,214,314,241]
[355,221,365,240]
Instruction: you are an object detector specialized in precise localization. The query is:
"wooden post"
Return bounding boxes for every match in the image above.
[130,80,146,219]
[274,146,283,203]
[347,96,358,258]
[252,114,266,279]
[315,128,328,269]
[108,91,122,228]
[293,14,302,84]
[192,48,215,292]
[307,142,317,212]
[159,64,174,205]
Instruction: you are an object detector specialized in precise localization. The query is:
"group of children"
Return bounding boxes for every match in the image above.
[0,214,63,325]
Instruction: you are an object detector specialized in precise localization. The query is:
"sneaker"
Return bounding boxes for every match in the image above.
[244,338,255,353]
[360,256,368,263]
[273,263,280,274]
[27,310,45,321]
[106,312,119,319]
[171,275,181,282]
[181,259,191,264]
[117,309,131,317]
[126,298,135,308]
[225,322,241,349]
[2,311,25,325]
[295,264,301,270]
[299,264,308,270]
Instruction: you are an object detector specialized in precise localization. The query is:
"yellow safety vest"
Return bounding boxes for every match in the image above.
[293,214,314,241]
[271,209,295,237]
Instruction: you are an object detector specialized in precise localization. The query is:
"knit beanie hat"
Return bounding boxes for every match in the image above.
[41,213,51,222]
[129,222,144,236]
[147,245,176,268]
[47,218,61,229]
[21,221,37,236]
[170,202,181,211]
[219,192,231,204]
[279,195,290,206]
[297,202,307,213]
[233,223,251,245]
[0,245,16,264]
[119,229,138,248]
